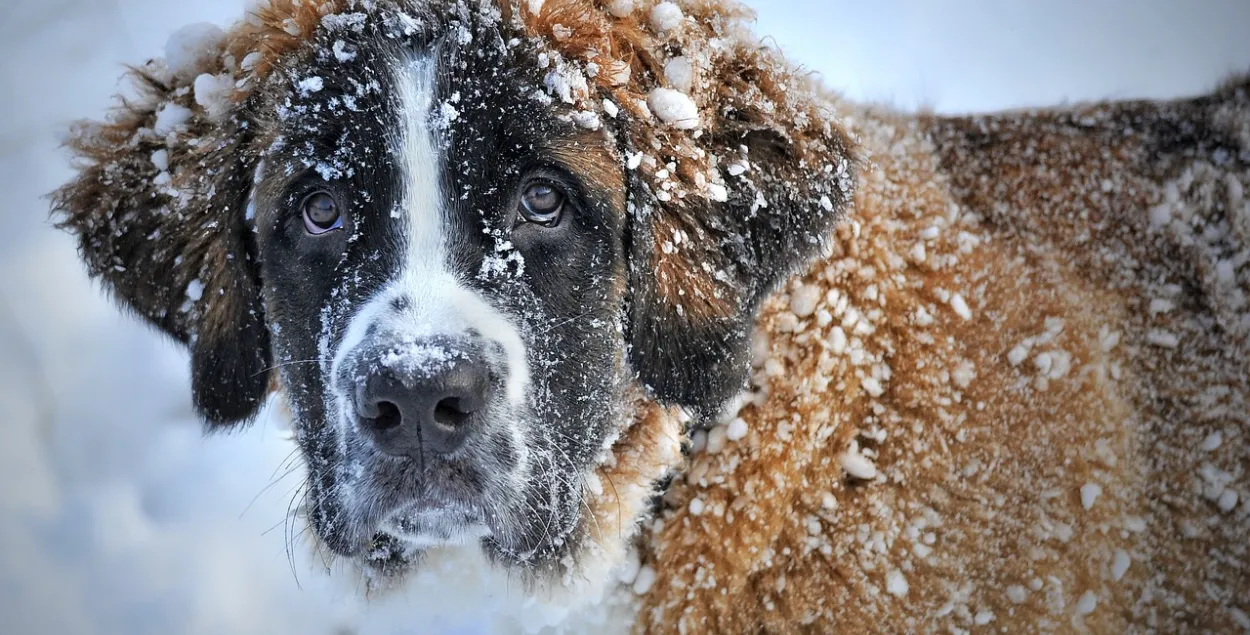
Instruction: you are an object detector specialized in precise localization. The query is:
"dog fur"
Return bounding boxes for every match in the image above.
[52,0,1249,632]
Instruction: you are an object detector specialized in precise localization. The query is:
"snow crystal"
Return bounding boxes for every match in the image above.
[861,376,884,397]
[650,2,684,33]
[885,570,909,597]
[1111,550,1131,581]
[297,76,325,96]
[1075,590,1098,616]
[165,23,224,80]
[1201,431,1224,452]
[184,279,204,302]
[725,417,748,442]
[193,72,234,120]
[950,293,972,320]
[839,444,877,480]
[602,98,619,118]
[1080,483,1102,510]
[687,498,704,516]
[1217,489,1239,513]
[1231,608,1250,630]
[571,110,601,130]
[1146,329,1180,348]
[332,39,357,62]
[974,610,995,625]
[150,149,169,171]
[152,103,193,136]
[632,565,657,595]
[647,88,699,129]
[663,56,694,93]
[606,0,634,18]
[789,284,821,317]
[1006,585,1028,604]
[705,425,728,454]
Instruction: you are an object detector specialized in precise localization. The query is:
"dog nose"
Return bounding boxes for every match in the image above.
[355,339,493,456]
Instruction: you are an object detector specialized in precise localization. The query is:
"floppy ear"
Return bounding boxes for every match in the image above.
[617,41,856,416]
[51,62,272,428]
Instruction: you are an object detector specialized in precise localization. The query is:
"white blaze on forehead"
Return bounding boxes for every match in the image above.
[395,54,447,275]
[330,54,530,411]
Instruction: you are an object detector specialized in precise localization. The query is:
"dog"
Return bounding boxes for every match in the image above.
[52,0,1249,632]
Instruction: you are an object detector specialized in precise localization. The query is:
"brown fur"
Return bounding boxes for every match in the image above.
[635,83,1250,632]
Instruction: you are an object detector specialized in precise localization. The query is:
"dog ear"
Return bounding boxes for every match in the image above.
[617,45,856,416]
[51,64,272,428]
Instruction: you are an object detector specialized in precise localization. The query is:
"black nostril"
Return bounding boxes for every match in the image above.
[433,397,474,428]
[371,401,402,431]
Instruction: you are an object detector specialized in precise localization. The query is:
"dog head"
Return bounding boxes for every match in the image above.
[52,0,854,587]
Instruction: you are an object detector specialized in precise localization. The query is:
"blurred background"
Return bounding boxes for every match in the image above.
[1,1,1249,633]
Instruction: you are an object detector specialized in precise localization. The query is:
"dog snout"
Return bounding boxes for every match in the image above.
[354,336,494,456]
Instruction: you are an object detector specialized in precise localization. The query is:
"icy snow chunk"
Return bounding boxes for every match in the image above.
[602,98,619,118]
[152,103,193,136]
[332,39,357,62]
[1080,483,1102,510]
[648,88,699,129]
[839,443,877,480]
[885,570,909,597]
[789,284,821,318]
[1201,431,1224,452]
[297,76,325,96]
[1146,329,1179,348]
[1231,608,1250,630]
[952,360,976,389]
[185,279,204,302]
[1006,585,1028,604]
[571,110,601,130]
[606,0,634,17]
[1111,550,1131,581]
[705,425,728,454]
[1075,590,1098,616]
[974,611,994,625]
[725,417,748,441]
[861,376,884,397]
[688,498,704,516]
[165,23,224,80]
[150,149,169,172]
[632,565,657,595]
[707,182,729,202]
[240,51,263,72]
[663,56,694,92]
[193,72,235,120]
[950,293,972,320]
[649,2,684,32]
[1007,341,1032,366]
[1217,489,1239,513]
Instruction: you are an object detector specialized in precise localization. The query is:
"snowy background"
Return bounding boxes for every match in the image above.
[2,1,1249,633]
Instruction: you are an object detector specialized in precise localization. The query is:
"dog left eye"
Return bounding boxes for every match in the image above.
[518,183,565,227]
[302,191,343,234]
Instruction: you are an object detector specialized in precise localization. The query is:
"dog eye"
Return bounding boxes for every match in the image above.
[302,191,343,234]
[518,183,565,227]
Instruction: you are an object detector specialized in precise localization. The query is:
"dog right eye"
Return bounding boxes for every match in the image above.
[302,191,343,234]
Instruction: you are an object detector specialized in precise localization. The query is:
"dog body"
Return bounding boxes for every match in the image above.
[52,0,1249,632]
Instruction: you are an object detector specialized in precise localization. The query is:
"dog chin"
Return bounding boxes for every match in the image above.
[383,503,492,549]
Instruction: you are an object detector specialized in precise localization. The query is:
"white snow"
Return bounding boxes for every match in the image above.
[725,417,749,441]
[663,56,694,92]
[1201,431,1223,451]
[1080,483,1102,510]
[193,72,235,120]
[885,570,909,597]
[164,22,224,80]
[949,293,972,320]
[297,76,325,95]
[152,102,193,136]
[649,2,684,33]
[1111,550,1131,581]
[606,0,634,18]
[632,565,657,595]
[839,443,878,480]
[647,88,699,129]
[1075,590,1099,616]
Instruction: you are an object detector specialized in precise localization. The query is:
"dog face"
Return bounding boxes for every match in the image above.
[53,0,854,585]
[254,19,635,566]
